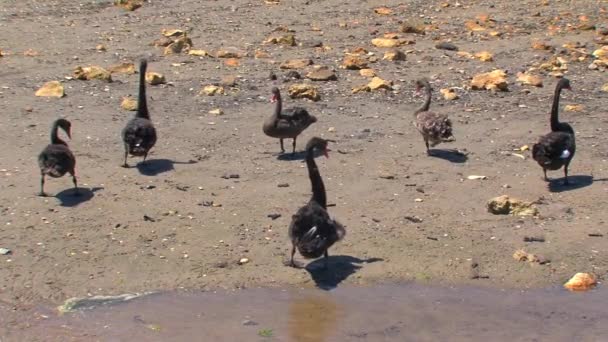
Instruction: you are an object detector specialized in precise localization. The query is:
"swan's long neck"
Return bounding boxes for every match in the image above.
[273,92,282,120]
[415,83,432,115]
[136,60,150,119]
[305,147,327,209]
[50,121,66,145]
[550,83,564,132]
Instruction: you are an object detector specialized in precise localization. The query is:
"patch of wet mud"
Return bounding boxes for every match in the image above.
[1,283,607,341]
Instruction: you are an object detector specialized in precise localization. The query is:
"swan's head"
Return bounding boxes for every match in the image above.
[270,87,280,103]
[558,78,571,91]
[306,137,333,158]
[414,78,431,95]
[56,118,72,139]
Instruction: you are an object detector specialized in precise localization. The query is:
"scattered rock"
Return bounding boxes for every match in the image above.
[73,66,112,82]
[400,22,425,34]
[523,236,545,242]
[238,258,250,265]
[359,69,376,77]
[108,62,136,74]
[564,273,597,292]
[164,36,193,55]
[283,70,301,80]
[342,55,368,70]
[531,41,554,51]
[513,249,548,264]
[201,85,225,96]
[208,108,224,116]
[487,195,538,216]
[242,320,259,326]
[216,49,244,59]
[404,216,423,223]
[383,49,406,61]
[368,77,392,90]
[280,59,312,69]
[224,58,240,67]
[267,213,281,220]
[371,38,412,48]
[287,83,320,101]
[255,50,271,59]
[0,248,11,255]
[306,68,337,81]
[516,72,543,87]
[188,49,210,57]
[114,0,142,11]
[221,173,240,179]
[161,29,186,38]
[440,88,459,100]
[151,37,174,47]
[435,42,458,51]
[35,81,65,98]
[264,33,296,46]
[474,51,493,62]
[277,183,289,188]
[220,76,237,87]
[467,175,487,180]
[471,70,508,91]
[373,7,393,15]
[379,172,395,180]
[602,83,608,93]
[564,104,584,112]
[120,97,137,111]
[145,72,166,85]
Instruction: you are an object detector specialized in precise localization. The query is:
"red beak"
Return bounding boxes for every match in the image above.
[324,148,330,158]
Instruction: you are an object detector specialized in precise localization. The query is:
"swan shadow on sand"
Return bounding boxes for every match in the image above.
[428,149,468,163]
[548,175,594,193]
[277,148,324,161]
[55,186,103,207]
[135,159,197,176]
[305,255,383,291]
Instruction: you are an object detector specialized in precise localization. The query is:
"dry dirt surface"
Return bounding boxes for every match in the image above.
[0,0,607,309]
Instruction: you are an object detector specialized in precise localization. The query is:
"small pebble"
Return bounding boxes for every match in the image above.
[0,248,11,255]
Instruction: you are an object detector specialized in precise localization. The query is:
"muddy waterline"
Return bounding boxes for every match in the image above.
[1,283,607,341]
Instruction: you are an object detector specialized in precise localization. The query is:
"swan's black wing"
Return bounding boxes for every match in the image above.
[289,202,345,259]
[38,144,75,177]
[122,117,157,156]
[532,131,575,169]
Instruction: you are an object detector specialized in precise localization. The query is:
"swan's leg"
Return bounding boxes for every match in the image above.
[323,250,329,269]
[543,168,548,182]
[38,173,47,197]
[70,170,80,196]
[563,163,570,185]
[292,137,297,154]
[122,145,129,168]
[424,138,430,155]
[280,139,285,153]
[143,151,148,164]
[289,243,296,267]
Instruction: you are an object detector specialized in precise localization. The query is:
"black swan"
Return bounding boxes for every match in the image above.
[288,137,345,268]
[413,78,454,155]
[121,59,157,167]
[532,78,575,185]
[38,118,78,196]
[263,87,317,153]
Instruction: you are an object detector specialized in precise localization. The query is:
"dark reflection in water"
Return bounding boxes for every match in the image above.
[2,284,608,341]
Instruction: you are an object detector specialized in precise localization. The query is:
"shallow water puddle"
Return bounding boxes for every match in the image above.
[1,284,607,341]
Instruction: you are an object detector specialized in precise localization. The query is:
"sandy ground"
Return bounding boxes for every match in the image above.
[0,0,607,309]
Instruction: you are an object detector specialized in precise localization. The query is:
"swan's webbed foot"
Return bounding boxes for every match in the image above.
[121,163,130,168]
[38,191,48,197]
